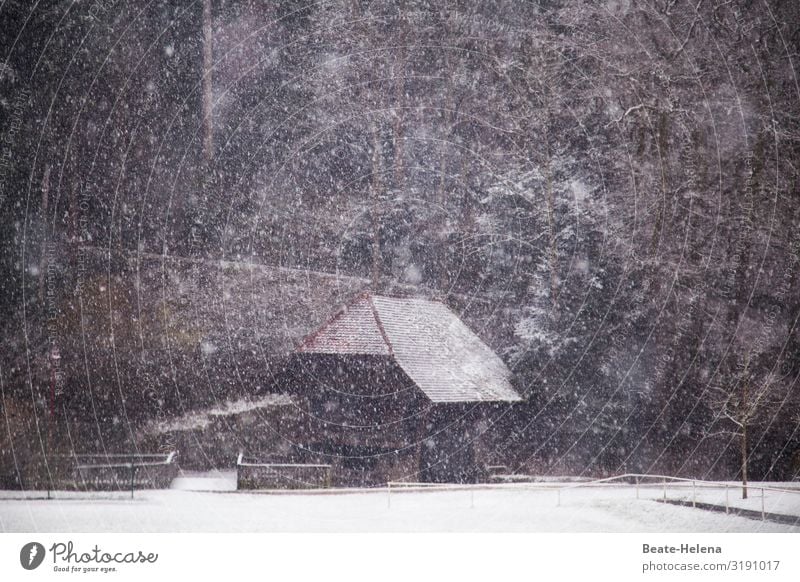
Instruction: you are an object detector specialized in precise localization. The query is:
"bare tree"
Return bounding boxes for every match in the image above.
[708,354,784,498]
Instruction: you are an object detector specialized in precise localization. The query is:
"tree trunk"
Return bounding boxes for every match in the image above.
[740,365,750,499]
[202,0,214,164]
[741,421,748,500]
[369,122,383,290]
[392,22,407,192]
[650,110,670,254]
[39,165,50,302]
[545,142,558,310]
[435,16,454,209]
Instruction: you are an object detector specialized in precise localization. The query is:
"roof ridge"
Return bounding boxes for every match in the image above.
[295,290,370,351]
[367,295,395,356]
[295,303,348,351]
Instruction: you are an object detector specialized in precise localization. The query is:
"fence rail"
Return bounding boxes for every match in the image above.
[40,451,179,497]
[236,453,332,490]
[385,473,800,520]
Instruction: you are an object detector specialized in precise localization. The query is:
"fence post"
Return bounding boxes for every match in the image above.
[663,478,667,501]
[471,488,475,509]
[761,488,765,521]
[387,483,391,509]
[725,484,729,514]
[692,480,696,508]
[557,488,561,507]
[635,477,639,500]
[129,463,135,500]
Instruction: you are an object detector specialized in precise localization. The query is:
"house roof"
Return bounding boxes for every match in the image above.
[298,293,521,403]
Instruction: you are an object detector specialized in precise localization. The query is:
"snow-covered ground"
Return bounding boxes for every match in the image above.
[1,482,798,532]
[169,469,238,491]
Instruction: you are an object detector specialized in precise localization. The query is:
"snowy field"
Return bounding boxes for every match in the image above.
[1,482,799,532]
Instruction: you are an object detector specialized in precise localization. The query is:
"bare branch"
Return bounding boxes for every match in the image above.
[670,0,704,59]
[606,103,649,127]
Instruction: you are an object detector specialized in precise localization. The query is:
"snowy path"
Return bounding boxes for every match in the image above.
[1,485,798,532]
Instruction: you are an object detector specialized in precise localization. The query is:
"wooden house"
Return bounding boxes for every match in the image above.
[272,292,522,486]
[145,292,522,487]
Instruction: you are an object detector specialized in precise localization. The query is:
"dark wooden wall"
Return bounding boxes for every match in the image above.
[151,354,518,486]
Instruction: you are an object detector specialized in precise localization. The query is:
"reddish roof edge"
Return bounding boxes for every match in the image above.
[367,294,395,356]
[294,289,371,352]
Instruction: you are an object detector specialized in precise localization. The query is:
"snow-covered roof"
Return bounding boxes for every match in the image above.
[298,293,521,403]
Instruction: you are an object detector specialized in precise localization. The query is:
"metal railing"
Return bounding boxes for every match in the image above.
[385,473,800,521]
[70,451,178,498]
[236,453,332,490]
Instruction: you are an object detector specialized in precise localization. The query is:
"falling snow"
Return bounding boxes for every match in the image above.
[0,0,798,537]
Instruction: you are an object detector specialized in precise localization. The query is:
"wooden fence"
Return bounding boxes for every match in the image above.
[236,453,332,490]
